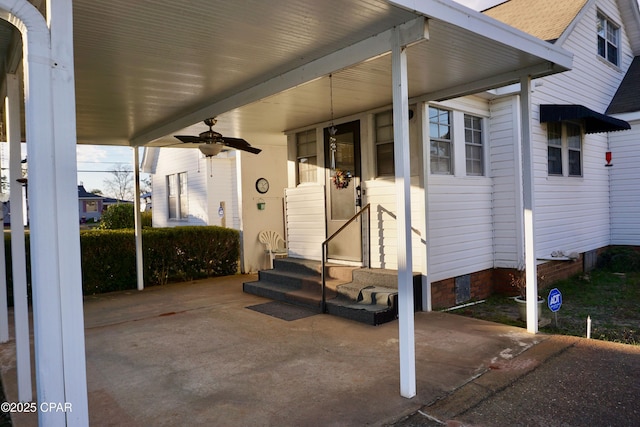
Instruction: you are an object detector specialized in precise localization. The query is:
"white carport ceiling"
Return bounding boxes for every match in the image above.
[0,0,572,150]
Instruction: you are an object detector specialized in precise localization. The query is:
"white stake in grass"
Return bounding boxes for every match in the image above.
[586,315,591,339]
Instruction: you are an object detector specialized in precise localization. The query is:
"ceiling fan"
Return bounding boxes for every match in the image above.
[174,118,261,156]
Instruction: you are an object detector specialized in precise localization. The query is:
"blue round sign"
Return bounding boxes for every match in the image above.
[548,288,562,312]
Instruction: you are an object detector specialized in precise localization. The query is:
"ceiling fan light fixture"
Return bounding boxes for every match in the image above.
[199,143,223,157]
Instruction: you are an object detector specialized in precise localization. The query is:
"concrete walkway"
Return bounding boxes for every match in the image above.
[1,274,549,426]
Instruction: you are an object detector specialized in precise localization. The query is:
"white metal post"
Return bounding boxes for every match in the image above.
[392,30,416,399]
[419,103,432,312]
[0,142,7,344]
[47,0,90,423]
[6,73,32,402]
[133,147,144,290]
[520,76,539,333]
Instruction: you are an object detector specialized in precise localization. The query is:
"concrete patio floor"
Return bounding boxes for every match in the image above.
[0,274,546,426]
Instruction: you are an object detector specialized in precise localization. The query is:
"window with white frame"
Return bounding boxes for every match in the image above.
[296,129,317,184]
[167,172,188,219]
[375,110,394,176]
[597,11,619,66]
[464,114,483,176]
[547,122,582,177]
[429,106,452,174]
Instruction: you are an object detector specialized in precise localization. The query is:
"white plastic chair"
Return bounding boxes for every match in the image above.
[258,230,287,269]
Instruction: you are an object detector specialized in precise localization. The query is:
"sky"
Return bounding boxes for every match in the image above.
[76,145,140,195]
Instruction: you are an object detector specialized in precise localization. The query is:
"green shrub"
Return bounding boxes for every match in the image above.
[141,211,152,227]
[99,203,135,229]
[597,246,640,272]
[80,226,239,294]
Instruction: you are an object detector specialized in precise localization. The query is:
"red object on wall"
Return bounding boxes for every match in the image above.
[605,151,613,167]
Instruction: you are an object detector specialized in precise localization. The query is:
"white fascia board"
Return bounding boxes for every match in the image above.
[422,62,559,102]
[131,17,428,146]
[610,111,640,122]
[389,0,573,71]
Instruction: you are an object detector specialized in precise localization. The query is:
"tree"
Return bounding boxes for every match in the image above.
[103,164,133,201]
[90,189,103,196]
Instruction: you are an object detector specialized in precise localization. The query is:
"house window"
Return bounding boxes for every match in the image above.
[547,122,582,177]
[464,114,483,176]
[547,122,563,175]
[597,11,619,66]
[296,129,317,184]
[167,172,188,219]
[375,110,394,176]
[567,123,582,177]
[85,201,98,213]
[429,107,452,174]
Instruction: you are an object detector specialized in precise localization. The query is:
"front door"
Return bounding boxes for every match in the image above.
[324,120,362,262]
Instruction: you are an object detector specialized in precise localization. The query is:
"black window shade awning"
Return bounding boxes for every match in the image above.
[540,104,631,134]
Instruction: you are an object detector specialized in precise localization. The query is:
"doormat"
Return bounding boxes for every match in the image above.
[246,301,318,321]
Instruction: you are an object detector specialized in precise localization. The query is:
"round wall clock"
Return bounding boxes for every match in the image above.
[256,177,269,194]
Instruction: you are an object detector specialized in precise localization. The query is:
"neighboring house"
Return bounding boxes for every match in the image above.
[102,196,134,212]
[141,143,288,272]
[78,185,134,223]
[78,185,104,223]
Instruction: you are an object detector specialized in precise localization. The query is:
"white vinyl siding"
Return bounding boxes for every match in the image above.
[285,185,325,260]
[526,0,630,258]
[489,96,523,268]
[363,178,426,272]
[152,147,229,228]
[610,118,640,245]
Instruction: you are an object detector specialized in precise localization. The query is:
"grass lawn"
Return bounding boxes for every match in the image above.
[455,269,640,346]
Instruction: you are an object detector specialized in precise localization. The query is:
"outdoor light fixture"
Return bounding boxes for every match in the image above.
[198,143,223,157]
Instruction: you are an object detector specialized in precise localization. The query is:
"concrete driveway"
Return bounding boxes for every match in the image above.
[0,274,544,426]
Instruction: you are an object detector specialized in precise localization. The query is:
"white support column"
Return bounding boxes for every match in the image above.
[519,76,539,333]
[133,147,144,290]
[6,73,31,402]
[0,142,7,343]
[392,30,416,399]
[47,0,89,423]
[419,103,432,312]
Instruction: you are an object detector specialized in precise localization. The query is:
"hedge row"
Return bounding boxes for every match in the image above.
[4,226,240,300]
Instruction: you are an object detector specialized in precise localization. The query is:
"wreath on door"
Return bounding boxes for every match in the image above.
[332,169,351,189]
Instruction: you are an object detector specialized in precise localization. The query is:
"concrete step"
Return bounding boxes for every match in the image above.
[243,280,336,311]
[243,259,422,326]
[272,258,357,281]
[325,297,398,326]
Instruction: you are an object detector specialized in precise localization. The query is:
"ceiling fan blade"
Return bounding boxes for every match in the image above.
[174,135,201,144]
[223,137,261,154]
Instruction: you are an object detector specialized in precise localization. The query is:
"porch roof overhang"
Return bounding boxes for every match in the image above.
[0,0,573,149]
[540,104,632,134]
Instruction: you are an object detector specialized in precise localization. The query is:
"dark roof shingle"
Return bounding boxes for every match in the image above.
[607,56,640,114]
